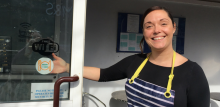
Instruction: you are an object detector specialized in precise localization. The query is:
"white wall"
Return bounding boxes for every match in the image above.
[83,0,220,106]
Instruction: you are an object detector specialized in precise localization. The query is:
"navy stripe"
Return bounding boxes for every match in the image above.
[126,85,174,107]
[127,98,147,107]
[134,78,175,95]
[126,81,175,102]
[126,90,162,107]
[125,78,175,107]
[127,103,134,107]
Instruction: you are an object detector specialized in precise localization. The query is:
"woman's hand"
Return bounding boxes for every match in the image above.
[51,53,69,73]
[50,53,100,81]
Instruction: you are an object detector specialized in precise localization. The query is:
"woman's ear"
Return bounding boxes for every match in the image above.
[173,22,177,34]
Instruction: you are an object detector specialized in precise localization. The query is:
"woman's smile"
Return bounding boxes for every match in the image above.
[152,36,166,41]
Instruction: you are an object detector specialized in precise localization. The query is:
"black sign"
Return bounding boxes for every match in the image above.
[32,39,59,56]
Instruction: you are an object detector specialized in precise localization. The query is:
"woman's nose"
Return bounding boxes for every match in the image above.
[153,25,161,35]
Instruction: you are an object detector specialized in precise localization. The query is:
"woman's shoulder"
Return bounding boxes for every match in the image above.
[175,52,189,67]
[176,53,203,72]
[126,53,147,59]
[120,54,147,64]
[118,53,145,62]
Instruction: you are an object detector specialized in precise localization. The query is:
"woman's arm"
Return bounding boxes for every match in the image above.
[51,53,101,81]
[83,66,100,81]
[187,63,210,107]
[51,53,136,82]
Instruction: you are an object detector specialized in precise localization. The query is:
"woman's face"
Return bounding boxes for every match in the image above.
[143,10,176,51]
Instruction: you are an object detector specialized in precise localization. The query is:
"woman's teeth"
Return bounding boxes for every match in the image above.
[153,37,165,40]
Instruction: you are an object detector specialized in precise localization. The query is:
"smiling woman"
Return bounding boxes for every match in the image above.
[143,10,175,50]
[52,6,210,107]
[140,6,176,54]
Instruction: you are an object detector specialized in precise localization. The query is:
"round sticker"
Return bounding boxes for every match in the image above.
[36,57,54,74]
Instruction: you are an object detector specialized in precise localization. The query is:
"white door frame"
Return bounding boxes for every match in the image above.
[0,0,87,106]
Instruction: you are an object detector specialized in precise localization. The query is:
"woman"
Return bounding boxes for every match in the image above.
[51,6,210,107]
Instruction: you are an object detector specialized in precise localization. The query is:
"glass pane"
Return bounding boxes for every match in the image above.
[0,0,73,102]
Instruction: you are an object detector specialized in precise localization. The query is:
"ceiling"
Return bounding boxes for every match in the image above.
[162,0,220,7]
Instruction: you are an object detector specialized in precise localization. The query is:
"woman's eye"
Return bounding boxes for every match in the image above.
[146,26,152,28]
[162,23,167,26]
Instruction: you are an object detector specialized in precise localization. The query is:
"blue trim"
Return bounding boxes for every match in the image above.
[116,13,143,53]
[176,18,186,54]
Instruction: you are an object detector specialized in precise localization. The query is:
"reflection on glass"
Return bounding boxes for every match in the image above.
[0,0,73,102]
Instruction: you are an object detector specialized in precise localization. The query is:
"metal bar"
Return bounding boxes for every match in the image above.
[53,76,79,107]
[83,92,106,107]
[0,75,56,80]
[0,50,19,51]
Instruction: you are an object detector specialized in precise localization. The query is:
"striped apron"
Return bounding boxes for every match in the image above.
[126,51,176,107]
[125,78,175,107]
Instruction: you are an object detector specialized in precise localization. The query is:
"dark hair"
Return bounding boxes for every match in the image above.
[139,6,175,54]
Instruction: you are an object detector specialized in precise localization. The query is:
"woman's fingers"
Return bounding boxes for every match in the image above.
[51,53,67,74]
[52,53,60,60]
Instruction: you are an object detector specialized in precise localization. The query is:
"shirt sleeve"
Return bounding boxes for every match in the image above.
[98,54,137,82]
[187,62,210,107]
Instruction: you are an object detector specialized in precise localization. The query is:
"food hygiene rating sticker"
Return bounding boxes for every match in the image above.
[36,57,54,74]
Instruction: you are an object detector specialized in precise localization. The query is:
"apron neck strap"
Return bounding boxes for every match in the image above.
[129,51,176,98]
[129,53,151,84]
[164,50,176,98]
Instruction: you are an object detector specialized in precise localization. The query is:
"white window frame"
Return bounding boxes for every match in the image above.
[0,0,87,106]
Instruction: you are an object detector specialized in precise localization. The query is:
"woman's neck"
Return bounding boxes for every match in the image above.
[149,47,174,67]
